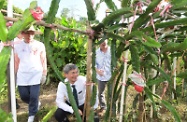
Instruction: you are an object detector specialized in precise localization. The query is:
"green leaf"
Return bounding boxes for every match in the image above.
[84,0,95,21]
[145,18,187,31]
[7,13,35,40]
[143,36,161,48]
[61,17,69,27]
[0,0,5,10]
[150,54,159,65]
[0,12,8,41]
[65,82,82,122]
[106,32,125,42]
[103,0,118,11]
[161,100,181,122]
[102,7,131,26]
[129,44,140,73]
[107,23,127,32]
[121,0,131,8]
[144,87,157,112]
[176,70,187,78]
[46,0,60,23]
[133,0,162,30]
[41,106,57,122]
[0,47,11,84]
[29,0,37,9]
[161,42,179,53]
[160,38,187,53]
[171,0,187,9]
[151,65,172,83]
[146,77,166,86]
[143,45,157,55]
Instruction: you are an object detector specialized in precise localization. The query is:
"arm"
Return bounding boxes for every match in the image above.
[14,53,20,74]
[56,82,74,114]
[40,44,47,75]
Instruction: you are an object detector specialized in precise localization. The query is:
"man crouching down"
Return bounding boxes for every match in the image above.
[54,63,99,122]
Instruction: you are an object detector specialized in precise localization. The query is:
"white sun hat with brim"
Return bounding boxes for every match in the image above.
[22,25,42,35]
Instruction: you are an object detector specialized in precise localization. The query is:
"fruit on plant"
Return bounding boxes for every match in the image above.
[134,84,144,92]
[30,7,44,21]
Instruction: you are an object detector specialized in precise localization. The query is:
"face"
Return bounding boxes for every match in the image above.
[100,40,108,48]
[64,69,79,83]
[22,31,35,43]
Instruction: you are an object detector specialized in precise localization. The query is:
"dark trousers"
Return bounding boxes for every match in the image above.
[18,84,40,116]
[54,103,99,122]
[98,80,108,109]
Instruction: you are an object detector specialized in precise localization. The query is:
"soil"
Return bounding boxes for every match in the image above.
[0,83,58,122]
[1,83,187,122]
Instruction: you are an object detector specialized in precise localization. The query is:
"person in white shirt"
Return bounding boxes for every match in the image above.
[55,63,99,122]
[14,26,47,122]
[95,39,111,111]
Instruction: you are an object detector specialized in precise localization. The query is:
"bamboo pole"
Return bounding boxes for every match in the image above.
[84,24,93,122]
[172,57,177,99]
[1,9,22,17]
[150,69,157,118]
[119,50,129,122]
[7,0,17,121]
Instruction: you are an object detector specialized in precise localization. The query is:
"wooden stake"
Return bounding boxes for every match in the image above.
[84,23,93,122]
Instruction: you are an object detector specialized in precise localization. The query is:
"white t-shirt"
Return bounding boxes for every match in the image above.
[13,37,23,48]
[14,40,45,86]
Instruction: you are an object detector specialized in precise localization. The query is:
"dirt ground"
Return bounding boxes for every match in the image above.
[1,83,187,122]
[0,83,58,122]
[0,83,104,122]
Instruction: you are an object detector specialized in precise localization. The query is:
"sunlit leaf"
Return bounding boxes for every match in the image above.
[0,12,8,41]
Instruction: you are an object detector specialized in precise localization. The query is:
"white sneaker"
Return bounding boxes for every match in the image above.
[28,115,35,122]
[38,101,41,110]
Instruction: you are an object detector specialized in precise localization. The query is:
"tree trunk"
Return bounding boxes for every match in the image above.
[138,94,145,122]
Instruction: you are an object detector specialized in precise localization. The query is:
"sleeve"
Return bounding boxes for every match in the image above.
[14,53,20,74]
[56,82,74,114]
[95,49,99,68]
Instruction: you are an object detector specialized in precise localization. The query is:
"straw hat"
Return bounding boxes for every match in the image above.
[22,26,42,34]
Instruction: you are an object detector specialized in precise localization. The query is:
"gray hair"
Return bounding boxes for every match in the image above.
[63,63,78,74]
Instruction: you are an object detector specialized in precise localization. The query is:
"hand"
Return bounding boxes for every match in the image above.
[97,69,104,76]
[40,75,46,85]
[78,109,83,116]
